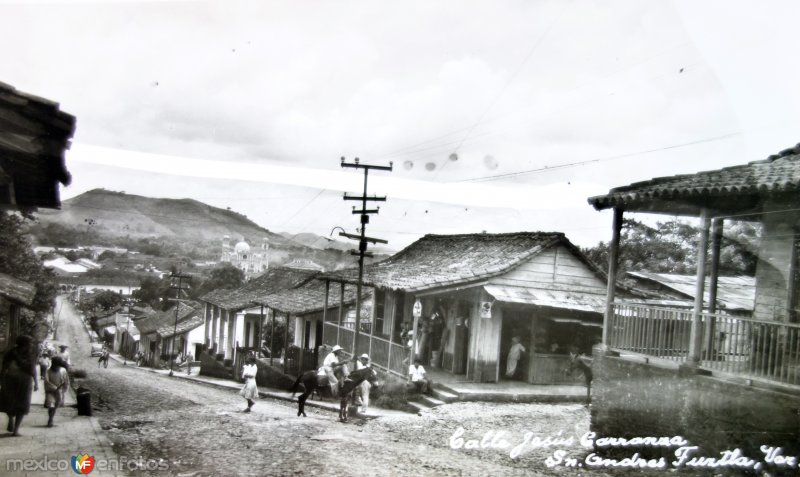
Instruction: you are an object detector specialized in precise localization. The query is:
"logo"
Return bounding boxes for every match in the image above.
[71,454,95,474]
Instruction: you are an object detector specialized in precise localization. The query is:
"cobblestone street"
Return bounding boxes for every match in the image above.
[55,297,625,477]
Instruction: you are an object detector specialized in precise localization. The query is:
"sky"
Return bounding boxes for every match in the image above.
[1,0,799,251]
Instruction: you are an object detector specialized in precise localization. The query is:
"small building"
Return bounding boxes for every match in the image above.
[134,302,202,368]
[200,267,317,367]
[320,232,635,384]
[587,142,800,457]
[0,272,36,351]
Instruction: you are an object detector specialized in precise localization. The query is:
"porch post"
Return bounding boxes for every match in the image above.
[387,292,396,372]
[337,282,345,344]
[706,218,723,354]
[283,312,290,374]
[322,280,330,344]
[689,209,710,365]
[270,308,275,367]
[602,207,624,350]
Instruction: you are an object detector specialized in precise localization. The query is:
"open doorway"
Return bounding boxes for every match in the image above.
[500,306,532,381]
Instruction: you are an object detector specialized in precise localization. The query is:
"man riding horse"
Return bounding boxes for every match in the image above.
[320,345,348,397]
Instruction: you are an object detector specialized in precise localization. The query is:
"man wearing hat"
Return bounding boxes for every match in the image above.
[353,354,371,409]
[57,345,71,369]
[320,345,347,397]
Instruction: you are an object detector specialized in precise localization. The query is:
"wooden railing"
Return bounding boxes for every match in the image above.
[610,303,800,386]
[323,322,408,377]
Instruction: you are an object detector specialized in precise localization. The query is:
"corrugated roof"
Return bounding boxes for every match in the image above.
[626,272,755,311]
[0,272,35,306]
[484,284,607,313]
[320,232,572,292]
[201,267,317,310]
[588,143,800,214]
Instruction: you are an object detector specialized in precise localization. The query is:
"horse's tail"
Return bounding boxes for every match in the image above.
[290,373,305,397]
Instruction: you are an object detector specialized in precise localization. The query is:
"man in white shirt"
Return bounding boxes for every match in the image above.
[408,359,430,394]
[353,353,371,410]
[320,345,347,396]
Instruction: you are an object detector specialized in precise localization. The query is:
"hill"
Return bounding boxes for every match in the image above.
[29,189,369,270]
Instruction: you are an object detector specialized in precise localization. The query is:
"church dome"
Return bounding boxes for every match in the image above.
[234,240,251,253]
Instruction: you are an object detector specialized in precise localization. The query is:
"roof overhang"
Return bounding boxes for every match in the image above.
[483,284,606,314]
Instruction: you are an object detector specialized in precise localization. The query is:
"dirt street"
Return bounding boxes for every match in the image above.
[60,297,629,476]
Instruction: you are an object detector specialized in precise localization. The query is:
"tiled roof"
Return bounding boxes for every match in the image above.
[201,267,317,310]
[156,314,204,339]
[320,232,567,292]
[588,143,800,212]
[0,82,75,210]
[0,272,35,306]
[136,301,201,335]
[255,279,366,315]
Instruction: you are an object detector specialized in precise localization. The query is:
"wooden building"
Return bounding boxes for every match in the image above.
[586,142,800,458]
[320,232,634,384]
[0,272,36,351]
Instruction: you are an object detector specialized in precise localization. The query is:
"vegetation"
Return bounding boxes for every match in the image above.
[0,212,58,340]
[581,218,760,277]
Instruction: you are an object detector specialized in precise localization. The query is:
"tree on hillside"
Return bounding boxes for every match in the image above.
[582,218,760,277]
[191,263,245,300]
[0,212,58,339]
[132,276,174,311]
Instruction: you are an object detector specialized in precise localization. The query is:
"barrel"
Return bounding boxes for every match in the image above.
[76,386,92,416]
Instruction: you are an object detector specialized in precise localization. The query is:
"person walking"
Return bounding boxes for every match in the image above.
[43,357,70,427]
[38,350,51,381]
[0,335,38,436]
[239,356,258,412]
[57,345,71,369]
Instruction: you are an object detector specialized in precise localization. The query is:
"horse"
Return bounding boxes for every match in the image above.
[565,352,593,403]
[290,366,379,421]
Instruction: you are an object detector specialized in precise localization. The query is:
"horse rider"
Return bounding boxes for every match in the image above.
[320,345,348,396]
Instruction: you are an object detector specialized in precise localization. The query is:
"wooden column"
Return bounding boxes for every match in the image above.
[283,312,291,374]
[337,282,345,344]
[689,209,710,365]
[322,280,330,343]
[706,218,723,354]
[602,207,624,349]
[270,308,275,366]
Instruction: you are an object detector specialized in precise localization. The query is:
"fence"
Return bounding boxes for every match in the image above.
[323,322,408,378]
[609,303,800,386]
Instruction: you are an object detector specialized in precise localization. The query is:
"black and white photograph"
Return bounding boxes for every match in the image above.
[1,0,799,475]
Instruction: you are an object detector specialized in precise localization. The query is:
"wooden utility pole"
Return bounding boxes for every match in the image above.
[168,271,191,377]
[340,157,392,357]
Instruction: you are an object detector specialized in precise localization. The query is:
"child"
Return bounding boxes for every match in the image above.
[239,356,258,412]
[44,357,70,428]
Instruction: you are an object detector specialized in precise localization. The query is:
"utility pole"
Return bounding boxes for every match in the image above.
[340,157,392,357]
[168,271,191,377]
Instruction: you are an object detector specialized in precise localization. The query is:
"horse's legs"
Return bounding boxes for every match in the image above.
[298,390,310,417]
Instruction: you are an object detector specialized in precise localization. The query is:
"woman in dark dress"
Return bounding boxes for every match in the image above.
[0,335,38,436]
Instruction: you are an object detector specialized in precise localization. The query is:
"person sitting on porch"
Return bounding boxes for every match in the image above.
[320,345,347,396]
[408,359,430,394]
[505,336,526,379]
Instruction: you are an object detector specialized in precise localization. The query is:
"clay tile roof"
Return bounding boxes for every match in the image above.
[255,278,366,315]
[0,82,75,210]
[201,267,318,311]
[320,232,565,292]
[0,272,35,306]
[156,313,204,339]
[588,143,800,212]
[136,301,201,335]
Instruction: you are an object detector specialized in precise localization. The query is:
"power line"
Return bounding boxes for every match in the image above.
[457,132,742,183]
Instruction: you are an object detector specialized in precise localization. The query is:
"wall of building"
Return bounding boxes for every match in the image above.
[591,349,800,462]
[496,245,607,292]
[753,208,797,322]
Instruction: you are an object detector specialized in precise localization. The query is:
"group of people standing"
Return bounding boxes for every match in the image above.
[0,335,71,436]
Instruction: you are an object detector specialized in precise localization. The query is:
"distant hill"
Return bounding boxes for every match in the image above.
[29,189,370,270]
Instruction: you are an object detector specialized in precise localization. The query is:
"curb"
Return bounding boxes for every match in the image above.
[105,353,357,417]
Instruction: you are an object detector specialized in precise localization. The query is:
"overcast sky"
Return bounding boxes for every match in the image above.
[2,0,798,250]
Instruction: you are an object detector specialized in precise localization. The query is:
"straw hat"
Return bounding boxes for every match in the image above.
[331,345,343,352]
[359,353,369,360]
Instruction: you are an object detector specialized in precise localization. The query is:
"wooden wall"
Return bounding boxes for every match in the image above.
[494,245,607,293]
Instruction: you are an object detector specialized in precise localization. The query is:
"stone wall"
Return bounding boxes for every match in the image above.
[591,349,800,462]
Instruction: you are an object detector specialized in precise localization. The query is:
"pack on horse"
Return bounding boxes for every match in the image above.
[565,352,593,403]
[291,366,378,421]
